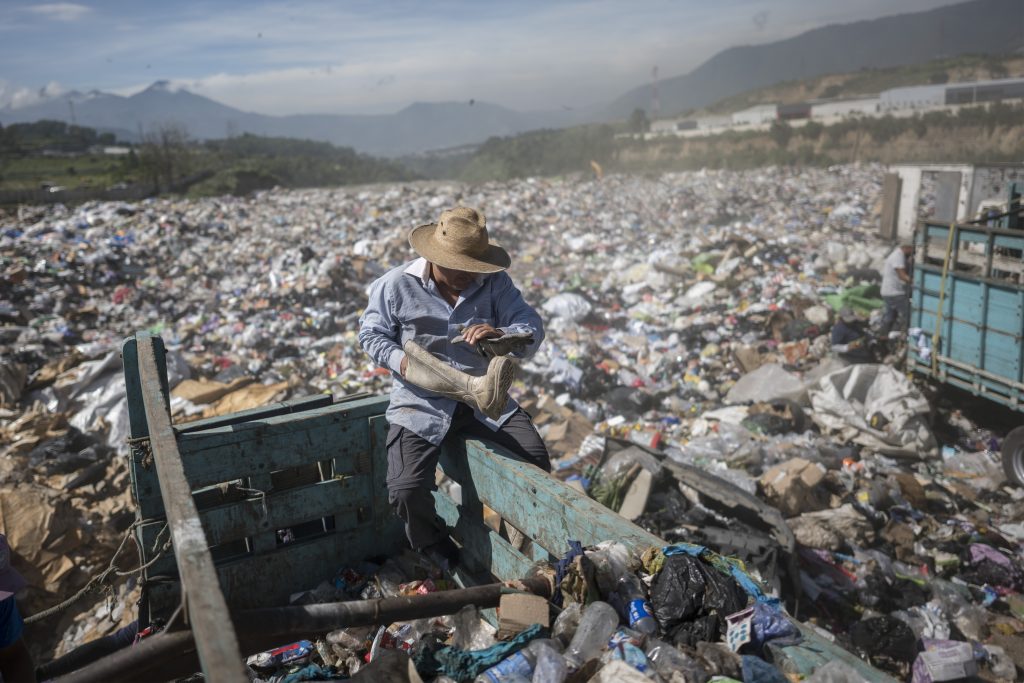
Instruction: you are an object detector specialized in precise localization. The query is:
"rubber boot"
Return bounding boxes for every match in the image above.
[403,340,514,420]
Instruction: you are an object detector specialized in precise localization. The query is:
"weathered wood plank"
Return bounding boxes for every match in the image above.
[441,439,662,558]
[135,334,247,683]
[178,395,388,454]
[432,492,535,580]
[176,394,334,434]
[216,526,406,610]
[368,415,393,535]
[176,400,385,490]
[139,477,372,553]
[122,335,167,521]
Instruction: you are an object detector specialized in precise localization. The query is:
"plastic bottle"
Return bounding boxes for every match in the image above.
[563,601,620,671]
[551,603,582,648]
[645,637,709,683]
[531,641,568,683]
[616,573,657,635]
[475,639,560,683]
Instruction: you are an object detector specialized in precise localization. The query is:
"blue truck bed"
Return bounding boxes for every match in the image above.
[909,219,1024,410]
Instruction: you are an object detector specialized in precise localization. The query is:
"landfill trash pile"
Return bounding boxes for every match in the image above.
[218,539,841,683]
[1,165,1023,680]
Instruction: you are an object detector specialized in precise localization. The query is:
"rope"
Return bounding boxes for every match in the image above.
[24,521,172,625]
[930,222,957,375]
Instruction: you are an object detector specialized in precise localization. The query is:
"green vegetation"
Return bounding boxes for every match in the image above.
[187,134,414,196]
[455,125,616,182]
[0,120,119,155]
[0,122,414,198]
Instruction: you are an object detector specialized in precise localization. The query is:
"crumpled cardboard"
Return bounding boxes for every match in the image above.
[0,485,80,592]
[172,376,254,404]
[759,457,829,518]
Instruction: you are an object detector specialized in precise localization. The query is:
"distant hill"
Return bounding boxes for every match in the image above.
[0,82,590,157]
[702,53,1024,116]
[608,0,1024,118]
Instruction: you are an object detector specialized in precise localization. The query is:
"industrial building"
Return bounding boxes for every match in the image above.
[731,104,777,126]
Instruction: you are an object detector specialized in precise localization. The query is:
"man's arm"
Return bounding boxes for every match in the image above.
[357,277,406,376]
[492,273,544,358]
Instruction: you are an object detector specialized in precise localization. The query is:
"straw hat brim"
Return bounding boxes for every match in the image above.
[409,223,511,273]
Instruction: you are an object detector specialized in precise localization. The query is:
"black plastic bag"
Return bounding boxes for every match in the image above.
[650,554,748,644]
[849,616,917,665]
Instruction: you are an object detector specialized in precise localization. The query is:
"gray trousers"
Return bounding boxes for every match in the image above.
[882,294,910,333]
[386,404,551,550]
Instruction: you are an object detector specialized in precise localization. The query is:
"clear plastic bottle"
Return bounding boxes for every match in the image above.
[531,641,568,683]
[551,603,582,648]
[616,573,657,635]
[475,639,561,683]
[563,601,620,671]
[645,637,709,683]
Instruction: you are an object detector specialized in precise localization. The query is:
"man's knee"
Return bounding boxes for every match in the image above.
[389,485,425,509]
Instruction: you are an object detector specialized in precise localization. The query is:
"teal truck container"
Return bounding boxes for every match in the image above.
[907,180,1024,483]
[59,332,893,682]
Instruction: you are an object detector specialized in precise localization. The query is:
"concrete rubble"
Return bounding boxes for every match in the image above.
[1,165,1023,680]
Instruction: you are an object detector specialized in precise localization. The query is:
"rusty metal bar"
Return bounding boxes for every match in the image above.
[135,334,248,683]
[57,576,552,683]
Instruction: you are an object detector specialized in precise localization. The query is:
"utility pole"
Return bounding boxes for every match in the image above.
[651,66,660,120]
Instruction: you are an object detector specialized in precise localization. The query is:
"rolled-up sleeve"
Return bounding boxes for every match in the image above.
[493,273,545,359]
[358,277,405,374]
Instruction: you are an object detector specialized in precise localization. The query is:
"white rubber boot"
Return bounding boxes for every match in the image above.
[403,340,514,420]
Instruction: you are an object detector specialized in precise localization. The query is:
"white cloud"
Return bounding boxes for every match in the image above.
[0,79,65,109]
[25,3,92,22]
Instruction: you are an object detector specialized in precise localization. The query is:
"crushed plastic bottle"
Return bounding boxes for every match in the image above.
[552,603,582,648]
[564,601,620,671]
[531,641,568,683]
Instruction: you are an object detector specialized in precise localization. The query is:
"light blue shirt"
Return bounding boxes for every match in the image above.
[358,258,544,445]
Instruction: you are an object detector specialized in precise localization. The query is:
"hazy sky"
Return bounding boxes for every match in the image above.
[0,0,963,115]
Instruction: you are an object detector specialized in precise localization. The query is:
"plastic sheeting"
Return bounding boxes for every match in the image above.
[808,364,938,459]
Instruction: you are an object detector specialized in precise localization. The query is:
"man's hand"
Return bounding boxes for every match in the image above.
[400,356,408,377]
[460,323,502,346]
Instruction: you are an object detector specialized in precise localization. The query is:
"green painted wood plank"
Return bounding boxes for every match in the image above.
[122,335,168,521]
[432,492,535,581]
[178,420,370,490]
[246,473,277,554]
[440,438,662,558]
[178,395,389,455]
[216,527,406,610]
[139,476,375,569]
[175,394,334,434]
[367,415,394,535]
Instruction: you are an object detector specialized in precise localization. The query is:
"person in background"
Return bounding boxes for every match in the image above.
[0,535,35,682]
[831,307,873,364]
[880,241,913,334]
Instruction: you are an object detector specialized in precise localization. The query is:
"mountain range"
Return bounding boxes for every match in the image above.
[1,0,1021,157]
[607,0,1024,117]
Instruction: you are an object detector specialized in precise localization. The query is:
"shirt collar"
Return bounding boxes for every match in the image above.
[404,257,430,284]
[403,257,487,290]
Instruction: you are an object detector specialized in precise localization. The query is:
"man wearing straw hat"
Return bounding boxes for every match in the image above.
[359,206,550,567]
[0,534,35,682]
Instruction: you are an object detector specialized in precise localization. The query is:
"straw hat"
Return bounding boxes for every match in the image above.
[409,207,511,274]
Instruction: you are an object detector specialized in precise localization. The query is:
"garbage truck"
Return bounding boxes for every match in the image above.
[51,332,893,682]
[905,178,1024,484]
